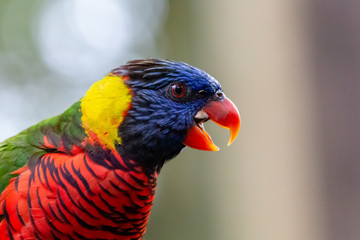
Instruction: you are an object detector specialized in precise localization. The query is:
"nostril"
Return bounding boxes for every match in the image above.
[215,91,224,99]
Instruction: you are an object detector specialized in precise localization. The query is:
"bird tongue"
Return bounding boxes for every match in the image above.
[184,97,241,151]
[184,122,219,151]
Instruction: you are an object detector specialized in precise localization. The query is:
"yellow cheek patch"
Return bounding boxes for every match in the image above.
[80,74,132,149]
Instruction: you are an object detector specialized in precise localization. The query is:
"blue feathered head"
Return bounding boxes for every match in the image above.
[111,59,240,172]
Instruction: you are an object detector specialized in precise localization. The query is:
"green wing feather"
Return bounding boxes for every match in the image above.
[0,101,86,193]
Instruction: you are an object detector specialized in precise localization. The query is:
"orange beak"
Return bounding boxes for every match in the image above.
[184,97,241,151]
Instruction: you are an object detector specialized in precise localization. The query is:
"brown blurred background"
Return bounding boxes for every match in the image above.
[0,0,359,239]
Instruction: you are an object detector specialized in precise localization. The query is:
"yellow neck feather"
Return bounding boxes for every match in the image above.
[80,74,132,149]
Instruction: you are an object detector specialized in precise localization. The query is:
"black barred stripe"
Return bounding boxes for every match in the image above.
[75,215,141,236]
[36,162,46,188]
[3,200,14,232]
[128,173,146,187]
[127,195,143,210]
[50,230,61,240]
[107,182,143,210]
[28,196,42,240]
[36,188,62,237]
[33,230,41,240]
[73,231,93,240]
[112,217,142,225]
[109,180,130,197]
[57,182,98,220]
[53,167,83,214]
[6,218,14,240]
[113,172,142,191]
[15,203,25,226]
[41,159,52,190]
[56,189,72,216]
[55,164,89,215]
[133,221,146,229]
[57,165,144,222]
[17,147,153,239]
[98,183,116,197]
[27,191,32,209]
[123,205,140,215]
[36,189,47,216]
[47,219,66,237]
[70,161,95,196]
[69,235,76,240]
[110,213,148,228]
[83,156,100,179]
[98,193,119,214]
[58,163,116,219]
[47,159,60,185]
[54,201,70,224]
[59,163,79,191]
[73,215,101,233]
[28,166,35,191]
[48,203,64,223]
[137,194,149,201]
[76,203,99,220]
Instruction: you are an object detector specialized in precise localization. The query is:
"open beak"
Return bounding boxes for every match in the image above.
[184,95,241,151]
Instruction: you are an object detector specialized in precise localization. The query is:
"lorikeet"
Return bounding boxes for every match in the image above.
[0,59,240,239]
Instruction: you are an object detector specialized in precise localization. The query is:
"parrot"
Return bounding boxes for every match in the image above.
[0,59,240,240]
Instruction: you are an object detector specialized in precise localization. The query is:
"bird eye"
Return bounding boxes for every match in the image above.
[171,84,186,98]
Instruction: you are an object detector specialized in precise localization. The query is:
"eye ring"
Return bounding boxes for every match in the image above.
[171,84,186,98]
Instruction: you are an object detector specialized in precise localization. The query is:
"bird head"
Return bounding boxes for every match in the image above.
[81,59,240,171]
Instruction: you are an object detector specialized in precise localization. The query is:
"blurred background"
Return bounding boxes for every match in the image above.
[0,0,358,239]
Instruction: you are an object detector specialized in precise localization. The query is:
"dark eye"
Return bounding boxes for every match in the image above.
[171,84,186,98]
